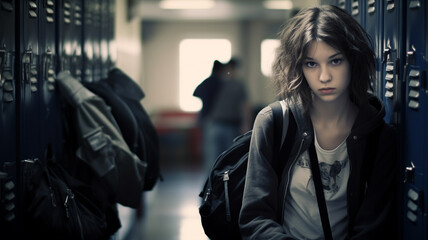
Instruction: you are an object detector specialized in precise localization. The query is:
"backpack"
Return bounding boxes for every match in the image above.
[23,156,110,240]
[106,68,162,191]
[198,101,297,240]
[56,71,147,208]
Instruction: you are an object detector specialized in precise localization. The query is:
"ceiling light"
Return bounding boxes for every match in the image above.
[263,0,293,10]
[159,0,215,10]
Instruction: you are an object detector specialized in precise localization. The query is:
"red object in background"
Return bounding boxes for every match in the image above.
[154,111,202,168]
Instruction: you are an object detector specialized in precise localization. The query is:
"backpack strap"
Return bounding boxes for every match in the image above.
[270,101,297,177]
[308,142,333,240]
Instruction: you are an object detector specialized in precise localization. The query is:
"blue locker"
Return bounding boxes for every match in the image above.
[39,0,63,162]
[71,0,83,81]
[92,0,102,81]
[350,0,365,27]
[56,0,82,80]
[82,0,95,82]
[107,0,116,71]
[19,0,42,161]
[402,1,428,240]
[56,0,74,74]
[381,0,405,125]
[337,0,351,11]
[100,0,110,79]
[365,0,384,99]
[0,0,18,237]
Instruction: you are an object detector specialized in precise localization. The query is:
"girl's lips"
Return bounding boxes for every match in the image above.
[319,88,335,94]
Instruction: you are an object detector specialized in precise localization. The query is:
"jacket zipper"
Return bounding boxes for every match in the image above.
[281,135,306,223]
[223,170,231,222]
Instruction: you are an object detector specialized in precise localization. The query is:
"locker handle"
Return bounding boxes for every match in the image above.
[406,48,416,65]
[404,162,415,184]
[22,49,33,84]
[383,48,391,63]
[43,49,53,82]
[0,48,5,70]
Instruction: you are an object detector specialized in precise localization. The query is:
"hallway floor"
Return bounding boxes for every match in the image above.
[123,167,209,240]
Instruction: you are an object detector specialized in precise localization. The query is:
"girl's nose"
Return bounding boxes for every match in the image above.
[319,65,332,83]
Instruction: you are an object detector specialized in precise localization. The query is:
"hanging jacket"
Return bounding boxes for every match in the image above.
[239,94,398,240]
[83,80,140,156]
[56,71,147,208]
[105,68,162,191]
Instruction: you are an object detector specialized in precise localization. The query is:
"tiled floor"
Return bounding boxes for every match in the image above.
[123,167,209,240]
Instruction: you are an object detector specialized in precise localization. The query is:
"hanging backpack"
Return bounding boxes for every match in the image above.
[23,155,111,240]
[198,101,297,240]
[105,68,162,191]
[56,71,147,208]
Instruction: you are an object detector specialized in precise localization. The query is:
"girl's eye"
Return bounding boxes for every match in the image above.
[305,61,317,68]
[331,58,343,65]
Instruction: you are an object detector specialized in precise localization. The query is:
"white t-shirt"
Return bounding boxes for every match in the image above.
[283,135,350,240]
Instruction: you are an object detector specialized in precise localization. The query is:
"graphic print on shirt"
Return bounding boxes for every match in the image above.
[297,154,348,196]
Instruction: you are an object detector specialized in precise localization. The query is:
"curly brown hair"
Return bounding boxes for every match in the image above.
[272,5,376,111]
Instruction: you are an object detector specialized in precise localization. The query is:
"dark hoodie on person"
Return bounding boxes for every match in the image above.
[239,94,398,240]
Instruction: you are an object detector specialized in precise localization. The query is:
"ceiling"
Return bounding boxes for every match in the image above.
[130,0,321,21]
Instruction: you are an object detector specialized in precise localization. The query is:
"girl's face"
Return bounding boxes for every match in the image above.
[302,40,351,105]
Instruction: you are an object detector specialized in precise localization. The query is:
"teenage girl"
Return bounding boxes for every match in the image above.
[239,5,397,240]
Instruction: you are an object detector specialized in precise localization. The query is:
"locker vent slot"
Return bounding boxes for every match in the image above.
[1,0,13,12]
[46,0,54,23]
[386,0,395,11]
[409,0,421,9]
[384,62,394,99]
[63,0,71,24]
[75,4,82,26]
[368,0,375,14]
[408,69,420,110]
[28,0,38,18]
[2,71,14,102]
[43,50,55,91]
[1,173,16,221]
[338,0,346,10]
[406,188,423,223]
[352,0,359,16]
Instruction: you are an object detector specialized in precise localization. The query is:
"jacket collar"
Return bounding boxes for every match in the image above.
[285,93,385,141]
[286,95,313,142]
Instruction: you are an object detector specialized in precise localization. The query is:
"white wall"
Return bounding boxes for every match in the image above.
[113,0,143,85]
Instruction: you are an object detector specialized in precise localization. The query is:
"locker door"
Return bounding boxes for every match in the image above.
[92,0,102,81]
[71,0,82,81]
[381,0,405,125]
[100,0,110,79]
[39,0,62,161]
[0,0,18,238]
[82,0,94,82]
[19,0,42,161]
[56,0,73,73]
[402,1,428,239]
[107,0,116,71]
[337,0,351,11]
[365,0,384,99]
[350,0,365,27]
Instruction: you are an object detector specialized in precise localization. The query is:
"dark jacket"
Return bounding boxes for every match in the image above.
[193,74,223,120]
[106,68,161,191]
[239,95,398,240]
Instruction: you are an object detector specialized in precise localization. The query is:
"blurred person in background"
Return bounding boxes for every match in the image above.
[194,58,252,174]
